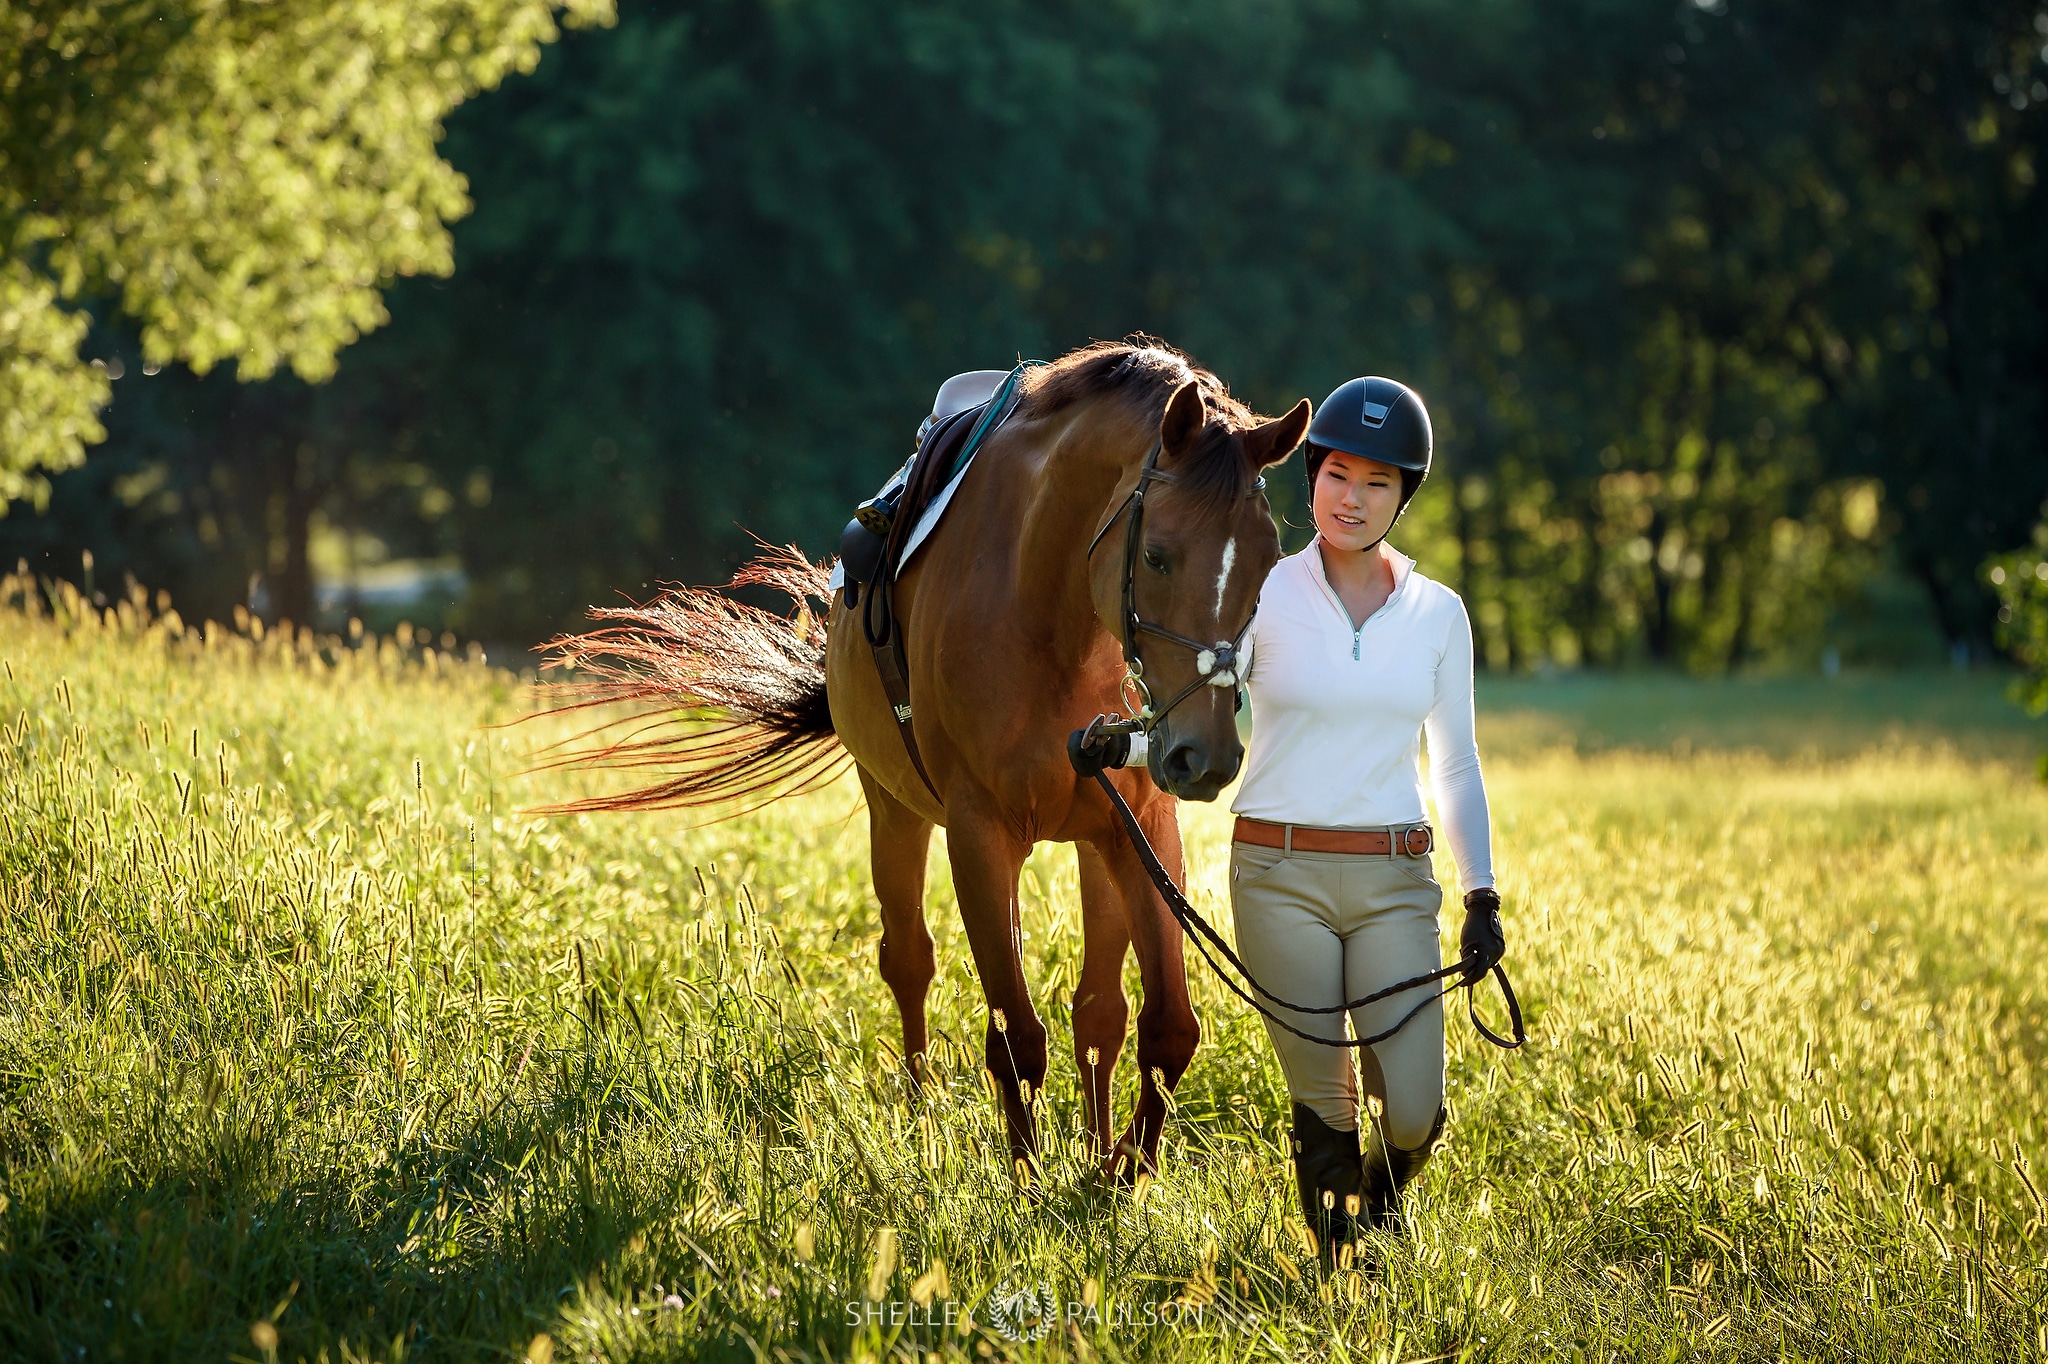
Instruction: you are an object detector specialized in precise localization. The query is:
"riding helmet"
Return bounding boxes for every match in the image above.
[1305,376,1432,506]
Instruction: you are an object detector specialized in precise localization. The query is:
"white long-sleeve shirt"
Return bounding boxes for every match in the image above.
[1232,539,1495,890]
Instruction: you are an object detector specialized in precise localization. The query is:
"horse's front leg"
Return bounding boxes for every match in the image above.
[1095,793,1200,1182]
[944,788,1046,1168]
[1073,841,1132,1158]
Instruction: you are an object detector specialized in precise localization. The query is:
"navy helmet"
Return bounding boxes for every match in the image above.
[1305,377,1432,505]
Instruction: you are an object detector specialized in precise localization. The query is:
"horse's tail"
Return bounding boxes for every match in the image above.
[523,544,848,816]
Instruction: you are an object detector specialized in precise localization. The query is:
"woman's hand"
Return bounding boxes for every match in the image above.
[1067,724,1133,778]
[1460,888,1506,983]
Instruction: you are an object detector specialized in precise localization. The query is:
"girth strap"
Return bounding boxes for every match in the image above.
[871,612,942,802]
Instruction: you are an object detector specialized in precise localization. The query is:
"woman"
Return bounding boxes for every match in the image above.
[1230,376,1506,1258]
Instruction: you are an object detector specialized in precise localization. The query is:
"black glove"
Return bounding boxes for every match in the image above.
[1459,888,1506,984]
[1066,725,1131,779]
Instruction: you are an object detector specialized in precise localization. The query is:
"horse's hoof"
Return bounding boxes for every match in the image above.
[1092,1138,1156,1190]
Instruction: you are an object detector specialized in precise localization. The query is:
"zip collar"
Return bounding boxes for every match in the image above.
[1304,536,1412,626]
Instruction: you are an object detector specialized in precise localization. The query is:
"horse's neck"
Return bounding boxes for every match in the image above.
[1008,402,1149,665]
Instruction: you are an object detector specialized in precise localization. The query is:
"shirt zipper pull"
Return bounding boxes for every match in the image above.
[1353,630,1360,661]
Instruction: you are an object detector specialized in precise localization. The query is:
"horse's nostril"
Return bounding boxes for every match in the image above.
[1162,742,1205,784]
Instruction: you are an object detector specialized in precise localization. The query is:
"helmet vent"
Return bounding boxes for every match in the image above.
[1361,399,1391,427]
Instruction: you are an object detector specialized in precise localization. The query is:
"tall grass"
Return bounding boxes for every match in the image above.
[2,575,2044,1362]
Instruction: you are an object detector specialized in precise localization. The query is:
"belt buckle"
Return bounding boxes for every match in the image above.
[1395,826,1426,857]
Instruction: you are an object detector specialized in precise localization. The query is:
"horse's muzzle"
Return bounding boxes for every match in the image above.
[1151,732,1243,802]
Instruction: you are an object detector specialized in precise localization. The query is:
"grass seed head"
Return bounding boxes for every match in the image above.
[865,1227,898,1299]
[910,1259,949,1305]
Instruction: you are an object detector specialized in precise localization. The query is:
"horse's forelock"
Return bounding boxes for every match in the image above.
[1169,421,1264,517]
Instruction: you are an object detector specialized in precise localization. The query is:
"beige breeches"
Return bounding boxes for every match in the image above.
[1227,842,1446,1148]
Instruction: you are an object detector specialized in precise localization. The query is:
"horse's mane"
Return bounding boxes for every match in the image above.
[1020,337,1262,512]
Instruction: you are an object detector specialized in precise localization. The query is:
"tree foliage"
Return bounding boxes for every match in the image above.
[0,0,613,506]
[8,0,2046,666]
[1988,526,2048,715]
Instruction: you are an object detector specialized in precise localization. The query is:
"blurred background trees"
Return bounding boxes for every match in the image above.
[0,0,614,586]
[5,0,2045,676]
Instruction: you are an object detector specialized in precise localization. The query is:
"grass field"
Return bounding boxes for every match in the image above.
[3,577,2047,1363]
[1475,669,2044,766]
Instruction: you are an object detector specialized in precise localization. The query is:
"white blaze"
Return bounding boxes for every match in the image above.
[1214,536,1237,618]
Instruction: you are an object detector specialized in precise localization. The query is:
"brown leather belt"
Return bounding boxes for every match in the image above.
[1232,816,1433,856]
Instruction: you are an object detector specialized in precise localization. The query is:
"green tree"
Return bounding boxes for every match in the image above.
[0,0,613,513]
[1988,524,2048,716]
[1791,2,2048,652]
[10,0,2044,665]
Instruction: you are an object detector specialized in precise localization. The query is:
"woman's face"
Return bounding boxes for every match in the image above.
[1311,449,1403,553]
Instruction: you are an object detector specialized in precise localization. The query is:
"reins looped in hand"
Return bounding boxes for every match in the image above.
[1073,715,1527,1053]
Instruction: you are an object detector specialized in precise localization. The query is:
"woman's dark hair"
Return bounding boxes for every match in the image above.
[1305,444,1424,506]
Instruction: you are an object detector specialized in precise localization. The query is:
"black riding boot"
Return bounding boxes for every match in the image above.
[1361,1105,1448,1233]
[1290,1103,1365,1260]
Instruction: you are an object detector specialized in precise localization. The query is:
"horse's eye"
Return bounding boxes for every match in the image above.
[1143,547,1169,575]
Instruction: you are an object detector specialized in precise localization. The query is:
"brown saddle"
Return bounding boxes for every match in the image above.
[853,398,987,800]
[837,401,980,602]
[886,402,983,576]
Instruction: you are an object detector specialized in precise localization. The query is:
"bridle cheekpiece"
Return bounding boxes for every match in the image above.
[1084,436,1264,740]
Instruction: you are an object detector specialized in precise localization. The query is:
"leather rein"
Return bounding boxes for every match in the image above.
[1074,438,1526,1053]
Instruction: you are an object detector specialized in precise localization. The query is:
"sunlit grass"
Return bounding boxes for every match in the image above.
[2,575,2045,1361]
[1476,668,2043,764]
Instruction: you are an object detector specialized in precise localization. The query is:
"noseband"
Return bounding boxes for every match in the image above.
[1084,437,1264,736]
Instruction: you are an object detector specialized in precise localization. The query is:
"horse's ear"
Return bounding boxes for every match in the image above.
[1159,381,1206,457]
[1240,399,1312,469]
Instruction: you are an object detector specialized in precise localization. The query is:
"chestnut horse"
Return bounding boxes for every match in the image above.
[540,341,1309,1178]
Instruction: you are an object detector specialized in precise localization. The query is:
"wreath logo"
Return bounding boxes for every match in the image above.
[984,1280,1057,1342]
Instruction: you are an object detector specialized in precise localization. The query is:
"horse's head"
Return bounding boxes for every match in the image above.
[1095,380,1311,802]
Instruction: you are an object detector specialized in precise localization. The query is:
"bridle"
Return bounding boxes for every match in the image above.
[1083,437,1265,736]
